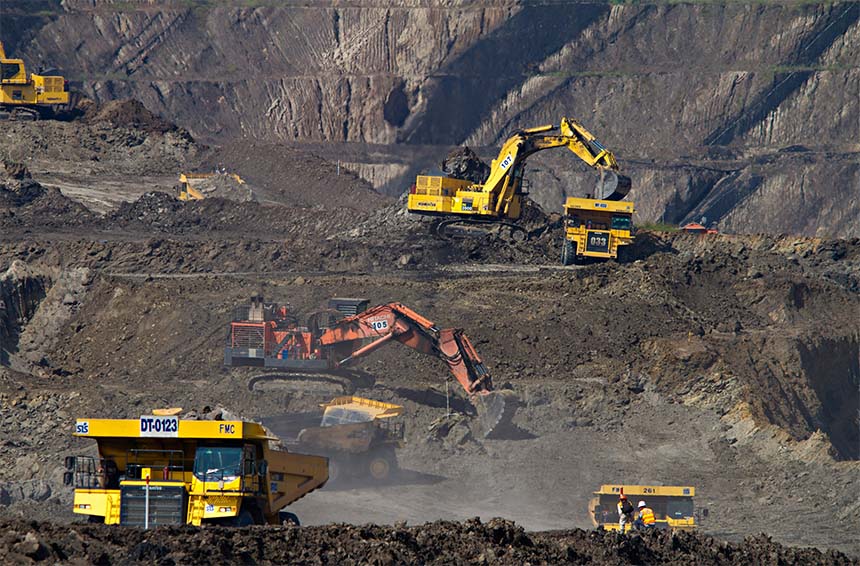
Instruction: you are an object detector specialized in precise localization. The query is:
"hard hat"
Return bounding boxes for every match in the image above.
[638,501,646,508]
[620,494,627,500]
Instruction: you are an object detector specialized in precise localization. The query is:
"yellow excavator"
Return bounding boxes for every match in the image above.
[407,117,634,260]
[0,40,72,120]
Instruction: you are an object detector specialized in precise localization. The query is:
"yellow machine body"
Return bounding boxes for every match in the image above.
[297,396,406,454]
[562,197,635,263]
[0,40,70,115]
[177,172,246,201]
[589,484,699,532]
[66,416,328,526]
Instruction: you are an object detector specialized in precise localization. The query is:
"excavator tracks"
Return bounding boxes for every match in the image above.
[432,218,528,243]
[246,370,376,395]
[0,106,40,121]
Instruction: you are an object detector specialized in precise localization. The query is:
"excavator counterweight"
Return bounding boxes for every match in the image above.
[225,297,516,436]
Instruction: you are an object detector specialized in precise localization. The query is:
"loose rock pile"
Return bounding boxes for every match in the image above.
[0,517,854,565]
[442,146,490,184]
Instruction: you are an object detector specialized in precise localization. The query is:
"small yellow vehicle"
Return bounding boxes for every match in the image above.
[177,172,248,201]
[64,413,328,526]
[589,484,705,532]
[561,197,635,264]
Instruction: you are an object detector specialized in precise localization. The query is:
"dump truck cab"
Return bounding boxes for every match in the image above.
[589,485,702,532]
[561,197,635,265]
[64,415,327,526]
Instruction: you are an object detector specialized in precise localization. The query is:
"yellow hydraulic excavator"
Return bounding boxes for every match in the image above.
[0,40,72,120]
[407,117,633,259]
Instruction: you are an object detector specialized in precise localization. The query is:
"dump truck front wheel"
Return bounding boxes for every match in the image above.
[211,508,256,527]
[561,240,577,266]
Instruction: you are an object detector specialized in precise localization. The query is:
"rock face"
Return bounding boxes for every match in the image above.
[3,2,859,229]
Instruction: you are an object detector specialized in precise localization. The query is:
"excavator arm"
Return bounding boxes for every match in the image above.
[482,117,631,216]
[318,303,514,434]
[319,303,493,394]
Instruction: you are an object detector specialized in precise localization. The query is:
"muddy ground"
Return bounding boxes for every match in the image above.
[0,103,858,564]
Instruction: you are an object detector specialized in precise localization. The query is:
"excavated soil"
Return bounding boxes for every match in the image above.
[201,141,391,211]
[81,99,184,136]
[0,518,856,565]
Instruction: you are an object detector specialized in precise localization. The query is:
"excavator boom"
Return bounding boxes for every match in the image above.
[319,304,494,395]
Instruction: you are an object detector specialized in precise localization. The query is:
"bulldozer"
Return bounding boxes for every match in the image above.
[177,171,251,201]
[0,40,73,120]
[225,296,517,437]
[64,412,328,526]
[264,396,405,483]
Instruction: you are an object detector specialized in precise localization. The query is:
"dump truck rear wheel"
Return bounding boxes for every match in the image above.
[279,511,300,526]
[368,447,397,481]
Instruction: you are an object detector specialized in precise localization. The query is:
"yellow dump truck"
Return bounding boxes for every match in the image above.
[561,197,635,265]
[589,485,703,532]
[264,396,405,483]
[63,414,328,526]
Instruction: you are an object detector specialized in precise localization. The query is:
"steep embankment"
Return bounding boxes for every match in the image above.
[3,1,859,236]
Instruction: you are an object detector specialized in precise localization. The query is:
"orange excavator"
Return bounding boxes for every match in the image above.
[225,297,516,435]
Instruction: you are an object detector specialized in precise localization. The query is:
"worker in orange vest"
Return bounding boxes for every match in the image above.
[633,500,656,530]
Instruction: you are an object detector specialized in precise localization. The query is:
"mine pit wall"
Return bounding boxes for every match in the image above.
[717,332,860,463]
[798,336,860,461]
[0,263,51,368]
[0,262,89,374]
[5,2,858,237]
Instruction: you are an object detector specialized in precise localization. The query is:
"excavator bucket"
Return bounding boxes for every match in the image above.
[474,390,519,438]
[596,171,632,201]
